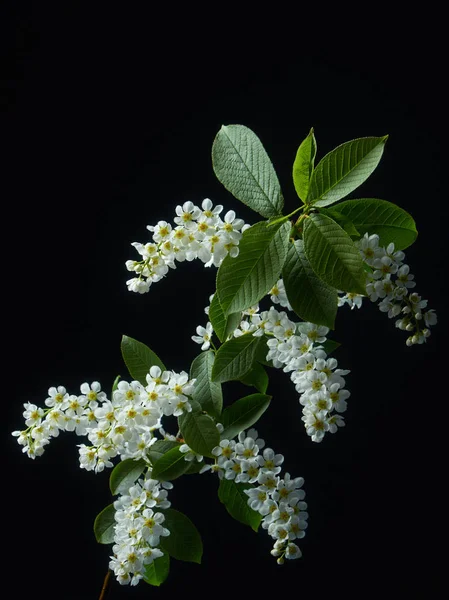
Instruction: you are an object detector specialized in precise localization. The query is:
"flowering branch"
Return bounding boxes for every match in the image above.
[12,124,437,593]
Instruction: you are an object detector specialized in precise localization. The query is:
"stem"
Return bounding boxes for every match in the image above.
[267,206,303,227]
[99,570,112,600]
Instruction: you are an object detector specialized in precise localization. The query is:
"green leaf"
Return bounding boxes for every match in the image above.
[303,213,367,295]
[160,508,203,564]
[319,207,360,238]
[151,445,191,481]
[184,460,204,475]
[211,335,261,384]
[178,402,220,458]
[217,220,291,316]
[282,239,338,329]
[220,393,271,440]
[121,335,166,385]
[254,335,273,368]
[208,293,242,343]
[293,127,317,202]
[239,362,269,394]
[111,374,121,395]
[143,553,170,587]
[319,338,341,355]
[93,504,116,544]
[335,198,418,250]
[190,351,223,418]
[218,479,262,532]
[109,458,147,495]
[147,440,180,465]
[212,124,284,218]
[307,136,388,207]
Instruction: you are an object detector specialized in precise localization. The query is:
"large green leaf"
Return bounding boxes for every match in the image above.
[190,351,223,418]
[303,213,367,295]
[293,127,317,202]
[151,445,191,481]
[212,124,284,218]
[178,400,220,458]
[208,293,241,343]
[282,239,338,329]
[109,458,147,495]
[160,509,203,564]
[318,207,360,239]
[218,479,262,532]
[147,440,179,465]
[220,393,271,441]
[121,335,166,385]
[307,136,388,207]
[143,553,170,587]
[211,335,261,384]
[239,362,269,394]
[93,504,116,544]
[217,221,291,316]
[335,198,418,250]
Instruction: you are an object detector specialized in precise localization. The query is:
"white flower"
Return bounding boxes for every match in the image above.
[45,386,69,409]
[191,322,213,350]
[257,448,284,474]
[302,410,329,443]
[22,403,44,427]
[212,439,236,466]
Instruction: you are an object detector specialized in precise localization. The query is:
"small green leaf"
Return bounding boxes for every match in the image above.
[239,362,269,394]
[293,127,317,202]
[109,458,147,495]
[282,239,338,329]
[218,479,262,532]
[178,402,220,458]
[254,336,273,368]
[147,440,180,465]
[307,136,388,207]
[217,220,291,316]
[335,198,418,250]
[303,213,367,295]
[143,553,170,587]
[160,508,203,564]
[212,124,284,218]
[151,445,191,481]
[208,293,241,343]
[319,338,341,355]
[220,393,271,441]
[190,351,223,418]
[211,335,261,384]
[111,374,121,395]
[94,504,116,544]
[121,335,166,385]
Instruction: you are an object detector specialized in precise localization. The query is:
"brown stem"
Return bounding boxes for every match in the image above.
[99,570,112,600]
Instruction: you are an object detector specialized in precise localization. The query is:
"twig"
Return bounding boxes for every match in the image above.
[99,570,112,600]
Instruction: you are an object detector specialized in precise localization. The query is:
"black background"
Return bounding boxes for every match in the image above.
[3,6,447,599]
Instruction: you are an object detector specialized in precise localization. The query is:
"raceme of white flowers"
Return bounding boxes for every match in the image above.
[194,295,349,444]
[125,198,249,293]
[110,473,173,586]
[12,368,196,466]
[338,233,437,345]
[203,427,308,563]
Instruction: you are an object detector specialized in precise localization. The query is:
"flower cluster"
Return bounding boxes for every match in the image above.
[110,472,172,586]
[125,199,248,293]
[204,428,308,562]
[192,292,349,443]
[12,367,196,470]
[338,233,437,345]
